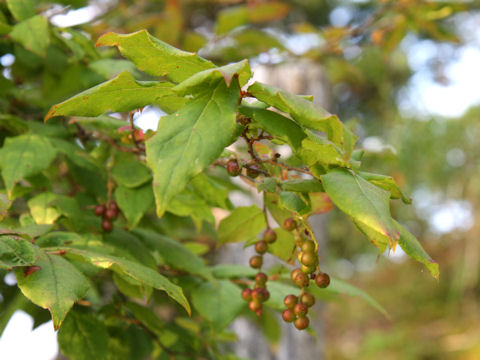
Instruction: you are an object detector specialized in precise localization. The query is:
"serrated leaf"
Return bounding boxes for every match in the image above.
[359,171,411,204]
[278,191,310,215]
[321,168,399,248]
[115,184,153,229]
[6,0,35,21]
[45,71,174,120]
[0,235,37,270]
[217,205,266,245]
[27,192,61,225]
[51,247,190,314]
[11,15,49,57]
[15,248,90,329]
[191,280,244,330]
[248,81,344,146]
[96,30,214,83]
[146,71,240,218]
[58,311,109,360]
[298,130,346,168]
[0,133,58,197]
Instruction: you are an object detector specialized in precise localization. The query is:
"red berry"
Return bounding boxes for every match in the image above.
[255,240,268,255]
[252,288,269,302]
[310,273,316,280]
[284,294,298,309]
[294,316,310,330]
[246,164,260,178]
[294,272,309,287]
[290,268,303,282]
[104,209,117,220]
[263,228,277,243]
[226,159,242,177]
[102,219,113,232]
[255,272,268,284]
[249,300,262,312]
[283,218,297,231]
[241,288,252,301]
[293,302,308,317]
[94,204,106,216]
[249,255,263,269]
[256,308,262,316]
[315,272,330,288]
[108,201,119,212]
[282,309,295,323]
[300,293,315,307]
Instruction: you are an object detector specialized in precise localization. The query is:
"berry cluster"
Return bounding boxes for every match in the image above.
[94,201,119,232]
[241,228,277,315]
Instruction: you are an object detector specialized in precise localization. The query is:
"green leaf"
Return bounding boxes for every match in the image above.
[113,273,152,300]
[111,152,152,188]
[96,30,215,83]
[190,173,231,209]
[0,133,58,197]
[395,220,439,280]
[248,81,345,145]
[258,177,277,193]
[57,311,109,360]
[267,228,296,262]
[0,235,37,270]
[280,179,324,193]
[11,15,49,57]
[27,192,61,225]
[278,191,310,215]
[15,248,90,329]
[215,6,249,35]
[124,301,163,335]
[217,205,266,245]
[6,0,35,21]
[359,171,411,204]
[51,247,191,314]
[0,193,11,221]
[115,184,153,229]
[298,130,346,168]
[191,280,244,330]
[146,70,240,217]
[167,189,215,228]
[211,264,257,279]
[320,168,399,248]
[45,71,174,120]
[133,229,212,281]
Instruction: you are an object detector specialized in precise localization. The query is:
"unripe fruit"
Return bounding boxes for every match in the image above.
[246,164,260,178]
[249,255,263,269]
[241,288,252,301]
[104,209,117,220]
[226,159,242,177]
[310,273,316,280]
[255,240,268,255]
[284,294,298,309]
[300,293,315,307]
[294,316,310,330]
[301,241,315,253]
[293,302,308,317]
[294,272,309,287]
[301,252,317,267]
[283,218,297,231]
[301,264,316,274]
[252,288,269,302]
[282,309,295,323]
[315,272,330,288]
[255,272,268,285]
[249,300,262,312]
[94,204,106,216]
[102,219,113,232]
[291,268,303,282]
[263,228,277,243]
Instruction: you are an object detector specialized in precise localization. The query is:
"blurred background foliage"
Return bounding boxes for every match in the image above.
[1,0,480,359]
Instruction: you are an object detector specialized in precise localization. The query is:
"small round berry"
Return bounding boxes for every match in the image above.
[283,218,297,231]
[94,204,106,216]
[263,228,277,243]
[241,288,252,301]
[290,268,303,282]
[262,289,270,301]
[108,201,119,212]
[301,252,317,267]
[246,164,261,178]
[293,302,308,316]
[294,316,310,330]
[102,219,113,232]
[300,293,315,307]
[256,309,262,316]
[294,272,309,287]
[284,294,298,309]
[104,209,117,220]
[255,272,268,285]
[255,240,268,255]
[249,255,263,269]
[301,264,316,274]
[249,300,262,312]
[310,273,316,280]
[282,309,295,323]
[301,241,315,253]
[226,159,242,177]
[315,272,330,288]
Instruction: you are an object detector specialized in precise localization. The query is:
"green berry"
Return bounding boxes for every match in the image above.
[290,268,303,282]
[301,252,317,267]
[300,293,315,307]
[301,241,315,253]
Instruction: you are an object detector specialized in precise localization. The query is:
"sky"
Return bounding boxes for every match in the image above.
[1,4,479,360]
